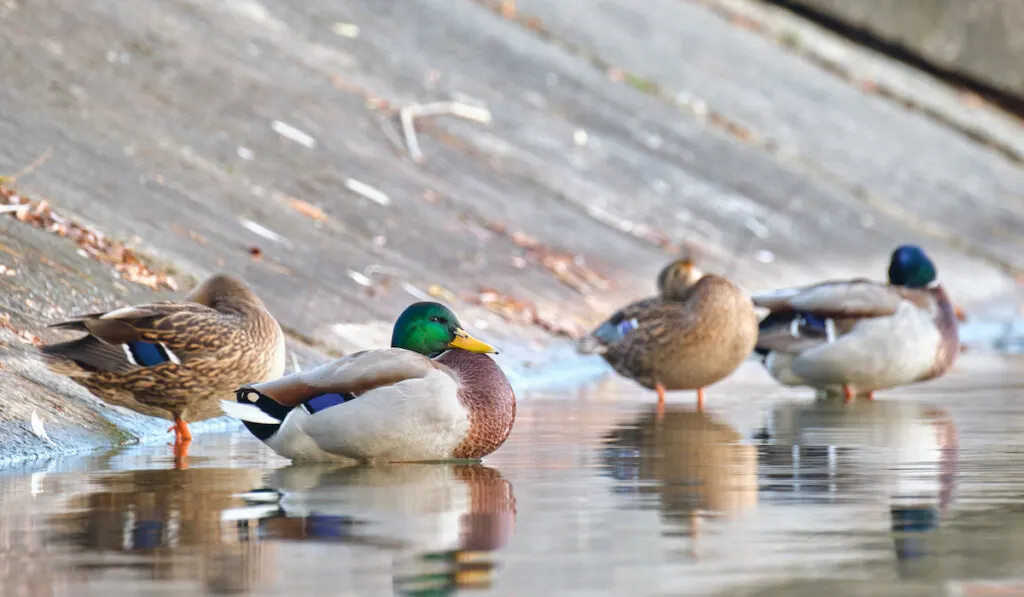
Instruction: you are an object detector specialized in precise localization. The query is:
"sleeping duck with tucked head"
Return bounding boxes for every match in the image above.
[222,302,515,464]
[752,245,960,401]
[577,256,758,411]
[38,274,286,461]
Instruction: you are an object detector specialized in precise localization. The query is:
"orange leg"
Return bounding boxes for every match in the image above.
[866,391,876,401]
[696,388,705,412]
[655,382,667,406]
[167,415,192,468]
[843,384,855,404]
[655,381,667,418]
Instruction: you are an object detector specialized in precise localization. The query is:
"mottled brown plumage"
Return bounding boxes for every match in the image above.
[579,270,758,409]
[39,274,286,437]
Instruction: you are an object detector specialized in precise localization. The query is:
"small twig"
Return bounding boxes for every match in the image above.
[1,147,54,185]
[344,178,391,206]
[0,204,28,215]
[399,101,493,163]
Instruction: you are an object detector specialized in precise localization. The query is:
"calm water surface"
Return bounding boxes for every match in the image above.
[3,354,1024,596]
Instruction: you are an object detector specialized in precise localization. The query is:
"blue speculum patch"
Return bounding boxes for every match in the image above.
[594,317,638,344]
[616,318,638,337]
[127,341,171,366]
[800,313,828,332]
[304,393,353,413]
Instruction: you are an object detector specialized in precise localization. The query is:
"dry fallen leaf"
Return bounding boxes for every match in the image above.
[0,184,177,291]
[463,286,584,339]
[287,197,328,221]
[0,312,41,345]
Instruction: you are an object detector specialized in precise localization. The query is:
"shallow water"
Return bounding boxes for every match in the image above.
[3,354,1024,596]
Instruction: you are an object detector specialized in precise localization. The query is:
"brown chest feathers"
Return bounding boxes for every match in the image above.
[436,350,516,459]
[924,284,960,382]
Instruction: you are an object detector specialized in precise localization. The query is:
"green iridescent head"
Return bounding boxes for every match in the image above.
[888,245,937,289]
[391,302,497,357]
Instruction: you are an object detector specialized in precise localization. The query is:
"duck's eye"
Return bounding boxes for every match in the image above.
[429,316,440,323]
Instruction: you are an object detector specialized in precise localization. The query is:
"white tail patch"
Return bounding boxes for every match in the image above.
[219,400,282,424]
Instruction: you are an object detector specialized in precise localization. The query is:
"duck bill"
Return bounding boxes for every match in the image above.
[449,328,498,354]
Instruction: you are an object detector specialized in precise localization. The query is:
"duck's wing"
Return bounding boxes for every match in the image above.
[752,279,933,319]
[577,296,660,354]
[241,348,442,407]
[755,311,830,356]
[39,302,236,373]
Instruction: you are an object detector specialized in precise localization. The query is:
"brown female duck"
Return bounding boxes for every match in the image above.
[578,258,758,410]
[39,274,286,457]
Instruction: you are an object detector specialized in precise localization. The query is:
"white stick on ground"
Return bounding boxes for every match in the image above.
[399,101,492,163]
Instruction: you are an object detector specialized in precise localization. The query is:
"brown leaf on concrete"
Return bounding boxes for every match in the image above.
[0,184,177,292]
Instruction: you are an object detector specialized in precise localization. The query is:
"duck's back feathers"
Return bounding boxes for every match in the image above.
[41,301,249,373]
[754,279,949,320]
[243,348,445,407]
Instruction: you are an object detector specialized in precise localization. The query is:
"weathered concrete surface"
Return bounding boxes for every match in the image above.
[512,0,1024,284]
[706,0,1024,164]
[0,0,1022,461]
[777,0,1024,103]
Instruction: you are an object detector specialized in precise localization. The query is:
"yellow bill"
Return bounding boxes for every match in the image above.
[449,328,498,354]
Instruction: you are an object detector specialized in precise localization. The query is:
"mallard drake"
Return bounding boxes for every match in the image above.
[577,258,758,410]
[221,302,515,463]
[752,245,960,400]
[39,274,286,459]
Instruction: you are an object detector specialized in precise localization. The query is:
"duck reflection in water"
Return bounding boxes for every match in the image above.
[50,466,270,594]
[601,405,759,558]
[757,398,958,565]
[225,463,516,595]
